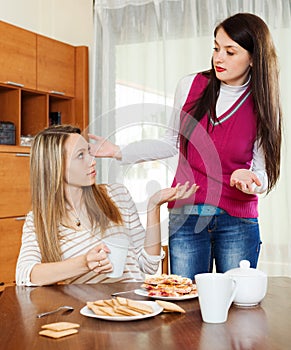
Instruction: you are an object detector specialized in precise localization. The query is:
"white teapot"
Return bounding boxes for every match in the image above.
[224,260,267,307]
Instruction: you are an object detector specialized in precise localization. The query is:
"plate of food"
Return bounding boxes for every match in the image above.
[80,297,163,321]
[134,274,198,301]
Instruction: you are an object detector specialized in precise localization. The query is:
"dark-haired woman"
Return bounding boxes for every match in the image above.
[89,13,282,279]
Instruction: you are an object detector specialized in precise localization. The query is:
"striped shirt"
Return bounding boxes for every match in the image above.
[16,183,162,286]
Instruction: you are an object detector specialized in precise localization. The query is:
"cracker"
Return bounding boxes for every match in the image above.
[103,299,115,307]
[114,306,143,316]
[112,298,120,306]
[39,328,78,339]
[112,306,133,316]
[92,300,107,307]
[155,300,186,313]
[127,300,153,314]
[98,306,120,316]
[87,297,154,318]
[87,303,108,316]
[116,297,128,306]
[41,322,80,332]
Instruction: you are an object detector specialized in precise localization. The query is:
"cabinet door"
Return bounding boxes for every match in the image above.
[37,35,75,97]
[0,216,24,283]
[0,21,37,89]
[0,152,31,218]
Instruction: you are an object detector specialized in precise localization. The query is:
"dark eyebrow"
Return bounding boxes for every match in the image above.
[214,39,239,49]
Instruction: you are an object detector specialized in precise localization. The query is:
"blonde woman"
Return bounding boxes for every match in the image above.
[16,125,197,286]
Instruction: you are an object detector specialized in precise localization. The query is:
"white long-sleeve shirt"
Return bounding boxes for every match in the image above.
[119,74,267,193]
[16,183,163,286]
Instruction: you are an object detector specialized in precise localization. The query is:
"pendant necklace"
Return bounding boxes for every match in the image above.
[67,206,82,227]
[74,216,81,227]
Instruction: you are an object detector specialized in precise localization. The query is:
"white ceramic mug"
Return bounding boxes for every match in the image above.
[102,236,129,278]
[195,273,237,323]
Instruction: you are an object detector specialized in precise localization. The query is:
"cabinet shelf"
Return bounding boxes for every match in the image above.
[0,20,89,288]
[0,85,77,146]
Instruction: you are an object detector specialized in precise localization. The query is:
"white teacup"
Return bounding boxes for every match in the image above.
[195,273,237,323]
[102,236,129,278]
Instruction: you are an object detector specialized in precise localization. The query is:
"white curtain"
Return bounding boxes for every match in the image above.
[92,0,291,276]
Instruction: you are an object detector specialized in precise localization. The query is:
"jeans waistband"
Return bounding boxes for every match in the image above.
[169,204,226,216]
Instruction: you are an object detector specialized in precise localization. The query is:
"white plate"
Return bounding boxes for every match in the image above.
[80,301,163,321]
[134,288,198,301]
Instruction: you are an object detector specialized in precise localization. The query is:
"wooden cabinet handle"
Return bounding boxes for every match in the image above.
[5,81,24,87]
[50,90,65,95]
[16,153,30,157]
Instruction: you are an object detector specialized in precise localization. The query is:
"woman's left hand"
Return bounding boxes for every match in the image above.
[230,169,261,194]
[148,181,199,208]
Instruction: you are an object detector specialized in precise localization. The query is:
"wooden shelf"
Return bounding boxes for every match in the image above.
[0,20,89,287]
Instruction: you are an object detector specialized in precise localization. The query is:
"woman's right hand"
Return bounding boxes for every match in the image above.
[88,134,122,159]
[85,243,113,274]
[148,181,199,209]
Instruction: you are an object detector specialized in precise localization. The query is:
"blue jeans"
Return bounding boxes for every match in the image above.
[168,212,261,280]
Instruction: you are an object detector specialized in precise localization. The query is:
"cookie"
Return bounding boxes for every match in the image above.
[155,300,186,313]
[39,328,78,339]
[41,322,80,332]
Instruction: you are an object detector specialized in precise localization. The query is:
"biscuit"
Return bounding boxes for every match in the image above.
[116,297,128,306]
[127,300,153,314]
[87,302,108,316]
[39,328,78,339]
[114,306,143,316]
[155,300,186,313]
[41,322,80,332]
[87,298,154,317]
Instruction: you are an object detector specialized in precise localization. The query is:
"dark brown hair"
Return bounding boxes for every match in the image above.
[180,13,282,192]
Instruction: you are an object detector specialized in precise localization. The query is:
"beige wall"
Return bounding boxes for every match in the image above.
[0,0,93,46]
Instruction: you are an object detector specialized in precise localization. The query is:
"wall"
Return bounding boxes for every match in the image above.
[0,0,93,46]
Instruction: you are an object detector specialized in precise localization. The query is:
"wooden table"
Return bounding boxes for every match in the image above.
[0,277,290,350]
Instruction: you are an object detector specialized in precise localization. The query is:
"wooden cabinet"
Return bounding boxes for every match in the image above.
[0,21,37,90]
[0,151,31,218]
[0,217,25,285]
[37,35,75,96]
[0,149,30,287]
[0,21,88,144]
[0,21,89,289]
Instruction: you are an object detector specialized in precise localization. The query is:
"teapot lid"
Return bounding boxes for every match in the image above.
[225,260,266,277]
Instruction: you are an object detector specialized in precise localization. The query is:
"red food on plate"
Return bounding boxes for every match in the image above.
[142,274,197,298]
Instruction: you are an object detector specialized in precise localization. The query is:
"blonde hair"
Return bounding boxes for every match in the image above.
[30,125,123,262]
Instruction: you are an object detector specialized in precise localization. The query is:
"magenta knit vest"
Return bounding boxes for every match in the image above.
[168,73,258,218]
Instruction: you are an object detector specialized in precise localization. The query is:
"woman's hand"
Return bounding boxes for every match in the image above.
[230,169,261,194]
[88,134,122,159]
[144,182,198,256]
[85,243,113,274]
[148,181,199,209]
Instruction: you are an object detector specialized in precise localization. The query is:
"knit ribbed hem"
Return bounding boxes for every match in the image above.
[168,197,258,218]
